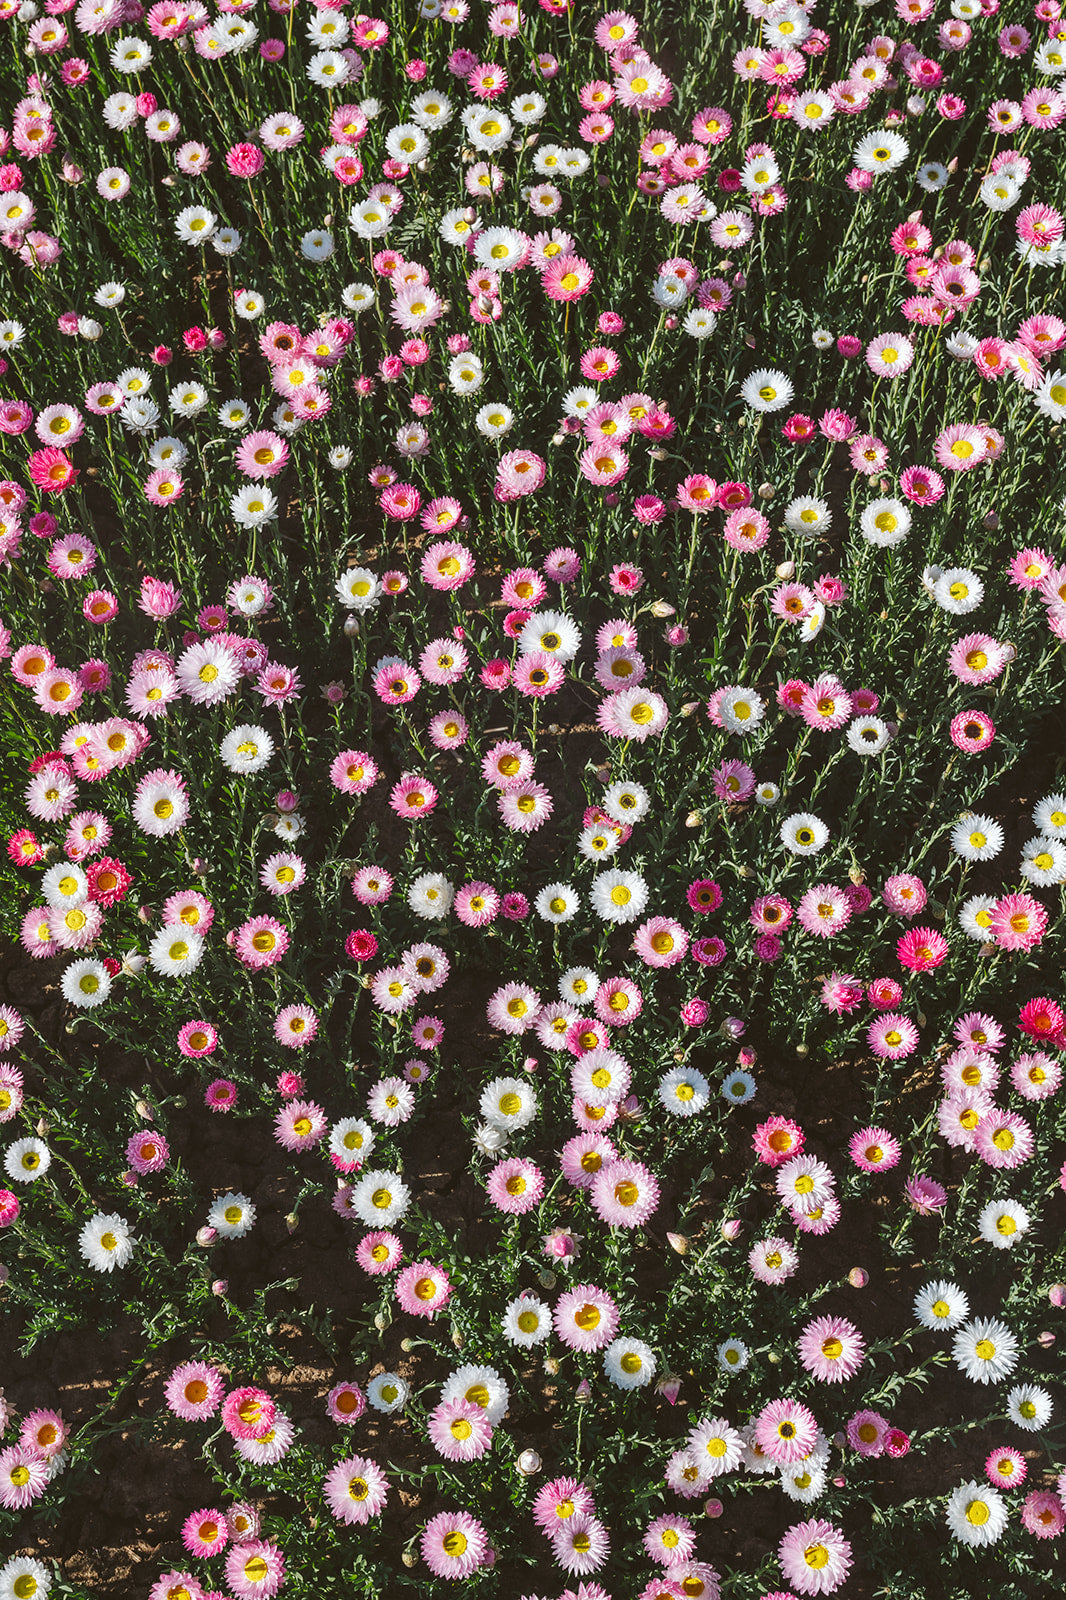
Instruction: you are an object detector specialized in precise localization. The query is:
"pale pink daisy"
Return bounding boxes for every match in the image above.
[796,886,851,938]
[974,1109,1034,1169]
[367,1077,415,1126]
[486,1157,544,1214]
[532,1477,596,1533]
[273,1005,318,1049]
[749,1237,799,1285]
[324,1455,388,1524]
[351,865,393,905]
[778,1518,852,1594]
[988,893,1047,952]
[389,772,438,820]
[225,1540,285,1599]
[126,1130,170,1174]
[882,874,926,917]
[754,1398,818,1464]
[1011,1053,1061,1100]
[234,916,289,969]
[797,1315,866,1383]
[687,1416,744,1479]
[867,1014,919,1059]
[632,917,688,967]
[428,1398,493,1462]
[421,1511,487,1579]
[553,1284,619,1352]
[553,1512,610,1575]
[847,1410,889,1457]
[396,1260,452,1317]
[499,781,554,832]
[274,1099,327,1151]
[590,1159,659,1227]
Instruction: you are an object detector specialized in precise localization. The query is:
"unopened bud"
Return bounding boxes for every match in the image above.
[775,560,795,580]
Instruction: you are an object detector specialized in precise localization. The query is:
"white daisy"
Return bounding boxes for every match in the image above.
[79,1212,135,1271]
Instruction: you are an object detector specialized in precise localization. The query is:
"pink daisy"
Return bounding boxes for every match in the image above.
[234,916,289,969]
[273,1099,327,1152]
[867,1014,919,1060]
[778,1518,852,1594]
[848,1127,901,1173]
[428,1398,494,1462]
[225,1540,285,1599]
[1020,1491,1065,1538]
[324,1454,388,1524]
[455,881,500,927]
[989,893,1047,952]
[395,1260,452,1318]
[754,1398,818,1464]
[389,772,438,820]
[330,749,379,794]
[178,1021,218,1058]
[985,1446,1027,1490]
[421,1510,488,1579]
[553,1284,619,1352]
[126,1130,170,1174]
[950,711,995,754]
[221,1387,276,1442]
[593,976,643,1025]
[846,1410,889,1457]
[753,1116,805,1166]
[421,540,475,590]
[486,1157,545,1214]
[797,1316,866,1384]
[182,1508,229,1558]
[165,1361,225,1423]
[590,1159,659,1228]
[355,1231,403,1274]
[882,874,926,917]
[750,894,792,935]
[326,1382,367,1424]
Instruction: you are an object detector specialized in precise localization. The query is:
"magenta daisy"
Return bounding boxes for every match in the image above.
[985,1446,1027,1490]
[324,1455,389,1524]
[182,1508,229,1558]
[178,1021,218,1058]
[797,1316,866,1384]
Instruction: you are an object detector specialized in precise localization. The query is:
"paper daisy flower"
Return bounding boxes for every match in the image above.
[78,1212,135,1272]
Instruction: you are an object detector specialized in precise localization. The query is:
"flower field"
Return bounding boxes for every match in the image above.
[1,0,1066,1595]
